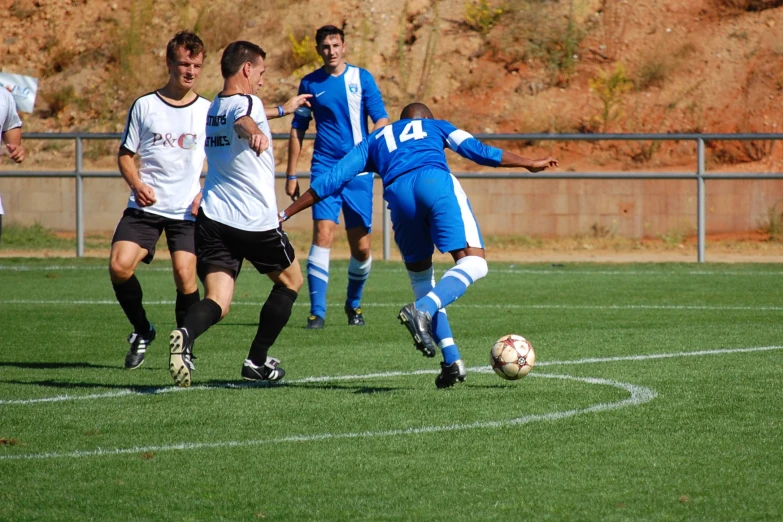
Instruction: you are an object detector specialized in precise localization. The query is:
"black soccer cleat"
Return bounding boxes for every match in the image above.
[169,328,195,387]
[398,303,437,358]
[344,304,366,326]
[435,359,467,389]
[241,357,285,382]
[124,325,156,370]
[306,315,325,330]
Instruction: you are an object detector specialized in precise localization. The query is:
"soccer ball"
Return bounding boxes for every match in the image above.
[490,334,536,380]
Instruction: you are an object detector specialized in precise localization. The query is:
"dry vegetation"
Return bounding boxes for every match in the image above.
[0,0,782,172]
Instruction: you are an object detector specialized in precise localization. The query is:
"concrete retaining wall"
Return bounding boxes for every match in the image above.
[1,176,780,238]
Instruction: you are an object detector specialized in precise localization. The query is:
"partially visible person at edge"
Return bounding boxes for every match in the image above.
[168,40,312,387]
[278,103,558,388]
[286,24,389,330]
[109,31,208,370]
[0,86,26,244]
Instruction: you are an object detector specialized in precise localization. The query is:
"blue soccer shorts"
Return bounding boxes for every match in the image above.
[383,168,484,263]
[311,165,374,232]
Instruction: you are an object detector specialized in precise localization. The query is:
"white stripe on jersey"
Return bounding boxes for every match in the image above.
[449,174,482,248]
[344,66,363,145]
[446,129,473,151]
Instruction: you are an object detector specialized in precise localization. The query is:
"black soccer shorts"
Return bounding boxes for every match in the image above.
[112,208,196,264]
[194,212,296,281]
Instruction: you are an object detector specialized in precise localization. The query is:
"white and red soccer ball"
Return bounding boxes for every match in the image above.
[490,334,536,380]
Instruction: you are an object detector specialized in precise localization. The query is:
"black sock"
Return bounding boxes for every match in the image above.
[175,290,201,328]
[113,275,150,334]
[182,298,222,341]
[248,285,298,365]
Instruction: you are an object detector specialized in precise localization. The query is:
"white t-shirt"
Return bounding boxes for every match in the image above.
[0,88,22,137]
[201,93,278,232]
[1,88,23,216]
[120,92,210,221]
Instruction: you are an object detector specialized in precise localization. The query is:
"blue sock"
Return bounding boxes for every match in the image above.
[415,257,488,317]
[307,245,330,318]
[433,310,460,364]
[415,276,468,317]
[346,256,372,309]
[408,268,461,364]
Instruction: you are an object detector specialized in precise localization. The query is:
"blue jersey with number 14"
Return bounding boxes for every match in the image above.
[310,118,504,199]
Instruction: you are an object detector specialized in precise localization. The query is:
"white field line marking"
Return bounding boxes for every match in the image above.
[2,345,780,407]
[2,299,783,312]
[0,373,656,461]
[2,265,782,277]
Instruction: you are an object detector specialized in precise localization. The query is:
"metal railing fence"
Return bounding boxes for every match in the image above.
[2,132,783,262]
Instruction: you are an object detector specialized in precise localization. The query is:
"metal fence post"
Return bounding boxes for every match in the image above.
[383,202,392,261]
[75,137,84,257]
[697,138,705,263]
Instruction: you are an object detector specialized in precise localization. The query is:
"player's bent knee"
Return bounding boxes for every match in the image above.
[109,259,135,282]
[456,255,488,283]
[173,267,197,289]
[353,246,372,261]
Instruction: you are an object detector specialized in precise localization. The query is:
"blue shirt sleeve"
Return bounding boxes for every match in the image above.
[360,69,388,124]
[310,140,371,198]
[291,80,312,131]
[442,122,503,167]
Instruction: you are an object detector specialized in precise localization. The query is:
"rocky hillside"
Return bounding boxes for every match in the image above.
[2,0,783,169]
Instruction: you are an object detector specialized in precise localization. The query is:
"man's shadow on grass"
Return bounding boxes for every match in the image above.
[1,379,173,393]
[0,361,122,370]
[1,378,402,395]
[199,379,401,394]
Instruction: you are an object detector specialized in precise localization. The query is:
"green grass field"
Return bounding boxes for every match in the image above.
[1,258,782,521]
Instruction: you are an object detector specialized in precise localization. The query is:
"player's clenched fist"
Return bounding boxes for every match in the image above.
[248,132,269,156]
[6,143,25,163]
[132,182,157,207]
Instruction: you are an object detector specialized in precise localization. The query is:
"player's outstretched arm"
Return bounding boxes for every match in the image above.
[265,94,312,120]
[118,148,156,207]
[279,188,320,222]
[281,140,370,220]
[499,151,558,172]
[234,116,269,156]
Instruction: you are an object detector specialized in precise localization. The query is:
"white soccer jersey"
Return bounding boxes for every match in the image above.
[201,93,278,232]
[120,92,210,221]
[0,88,22,137]
[1,88,22,215]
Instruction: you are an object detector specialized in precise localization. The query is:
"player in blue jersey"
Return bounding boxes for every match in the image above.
[286,25,389,330]
[278,103,558,388]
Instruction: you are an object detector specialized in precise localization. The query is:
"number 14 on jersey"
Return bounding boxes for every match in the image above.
[376,120,428,152]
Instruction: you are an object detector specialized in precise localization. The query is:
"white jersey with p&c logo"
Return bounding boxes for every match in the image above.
[120,91,210,221]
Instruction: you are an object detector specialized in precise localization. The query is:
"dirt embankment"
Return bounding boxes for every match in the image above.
[2,0,782,168]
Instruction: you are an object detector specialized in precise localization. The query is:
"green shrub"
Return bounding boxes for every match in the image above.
[589,64,634,132]
[758,200,783,240]
[464,0,505,35]
[288,33,321,69]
